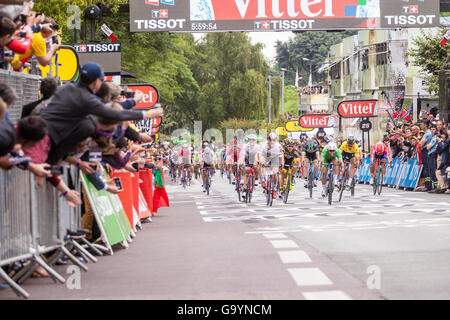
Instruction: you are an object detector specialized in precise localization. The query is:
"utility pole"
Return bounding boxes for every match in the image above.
[268,75,272,124]
[280,68,287,116]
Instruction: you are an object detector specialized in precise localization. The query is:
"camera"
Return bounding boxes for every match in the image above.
[50,24,59,31]
[51,35,59,45]
[18,32,27,38]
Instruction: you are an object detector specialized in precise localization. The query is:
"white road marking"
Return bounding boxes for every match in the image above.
[278,251,312,264]
[270,240,299,249]
[302,290,352,300]
[287,268,333,286]
[263,233,288,239]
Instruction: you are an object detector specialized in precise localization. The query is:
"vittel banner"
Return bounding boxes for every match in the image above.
[299,114,336,128]
[130,0,439,33]
[337,100,378,118]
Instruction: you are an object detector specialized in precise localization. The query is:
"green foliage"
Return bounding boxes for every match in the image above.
[408,28,450,95]
[275,31,356,86]
[283,85,299,116]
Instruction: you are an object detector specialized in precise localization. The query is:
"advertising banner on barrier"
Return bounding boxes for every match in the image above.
[110,171,135,231]
[139,168,154,214]
[80,170,131,253]
[130,0,440,33]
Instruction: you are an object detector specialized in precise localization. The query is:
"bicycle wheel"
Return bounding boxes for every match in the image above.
[377,173,383,196]
[248,175,253,203]
[283,172,291,204]
[206,172,210,196]
[373,167,380,195]
[350,177,356,197]
[338,167,348,202]
[308,166,314,198]
[328,166,333,205]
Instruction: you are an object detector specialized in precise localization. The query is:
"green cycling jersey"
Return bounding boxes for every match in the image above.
[321,145,342,164]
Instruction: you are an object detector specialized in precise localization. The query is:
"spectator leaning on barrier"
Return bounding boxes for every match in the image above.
[41,62,163,165]
[21,76,57,118]
[0,81,50,177]
[427,125,439,190]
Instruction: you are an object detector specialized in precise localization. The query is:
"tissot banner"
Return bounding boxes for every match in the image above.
[130,0,439,33]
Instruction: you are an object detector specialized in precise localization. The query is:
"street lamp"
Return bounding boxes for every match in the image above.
[268,75,272,124]
[280,68,287,116]
[302,57,312,87]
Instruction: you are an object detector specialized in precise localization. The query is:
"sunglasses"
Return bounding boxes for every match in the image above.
[287,145,294,148]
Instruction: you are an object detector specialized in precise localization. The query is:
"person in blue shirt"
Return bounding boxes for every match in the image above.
[419,120,433,191]
[427,125,439,191]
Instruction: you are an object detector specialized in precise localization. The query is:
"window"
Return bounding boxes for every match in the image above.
[343,58,350,75]
[331,62,341,79]
[361,49,369,70]
[376,42,389,66]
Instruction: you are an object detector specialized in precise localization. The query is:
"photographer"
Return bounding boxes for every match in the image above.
[10,14,59,71]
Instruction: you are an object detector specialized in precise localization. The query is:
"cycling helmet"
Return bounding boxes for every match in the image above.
[268,132,278,141]
[347,135,355,144]
[182,144,188,149]
[327,142,337,151]
[247,134,257,141]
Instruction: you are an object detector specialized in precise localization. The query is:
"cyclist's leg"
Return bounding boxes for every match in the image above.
[243,166,250,189]
[349,156,357,179]
[381,158,388,177]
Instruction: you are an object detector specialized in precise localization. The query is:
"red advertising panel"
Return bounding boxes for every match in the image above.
[130,0,439,33]
[127,84,159,109]
[299,114,334,128]
[338,100,378,118]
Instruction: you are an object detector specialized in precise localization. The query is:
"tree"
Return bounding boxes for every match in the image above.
[275,31,356,86]
[408,28,450,95]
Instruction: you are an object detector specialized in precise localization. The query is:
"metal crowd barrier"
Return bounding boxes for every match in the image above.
[0,167,92,299]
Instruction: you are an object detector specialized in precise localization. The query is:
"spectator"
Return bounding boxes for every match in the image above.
[0,82,50,176]
[427,125,439,191]
[41,62,163,165]
[10,14,59,71]
[21,76,57,118]
[419,120,433,191]
[435,130,450,193]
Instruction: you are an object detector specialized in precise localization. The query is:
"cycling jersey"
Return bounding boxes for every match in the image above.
[339,140,360,154]
[283,147,300,166]
[179,148,192,165]
[322,146,342,164]
[241,143,259,165]
[260,141,283,165]
[302,141,320,154]
[226,144,242,163]
[201,147,214,165]
[370,142,390,162]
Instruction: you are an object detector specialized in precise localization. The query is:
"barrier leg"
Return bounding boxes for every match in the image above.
[80,238,103,256]
[70,240,98,263]
[59,246,88,272]
[0,267,30,299]
[32,254,66,284]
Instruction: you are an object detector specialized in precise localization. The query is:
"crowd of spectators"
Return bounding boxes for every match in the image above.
[299,85,328,95]
[383,113,450,194]
[1,1,59,73]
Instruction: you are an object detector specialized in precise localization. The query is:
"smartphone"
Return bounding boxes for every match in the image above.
[89,164,97,171]
[132,162,139,171]
[47,166,64,175]
[114,178,123,190]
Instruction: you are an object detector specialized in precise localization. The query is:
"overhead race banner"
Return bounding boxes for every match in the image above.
[337,100,378,118]
[299,114,337,128]
[130,0,439,33]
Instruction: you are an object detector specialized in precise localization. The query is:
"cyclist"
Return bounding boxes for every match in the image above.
[370,139,391,184]
[238,134,260,198]
[339,135,361,188]
[301,138,321,188]
[201,141,216,192]
[193,147,201,179]
[178,143,192,186]
[226,138,242,185]
[259,132,284,199]
[320,141,342,197]
[281,139,301,193]
[169,149,179,181]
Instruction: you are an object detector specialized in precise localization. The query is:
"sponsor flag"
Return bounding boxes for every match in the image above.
[153,169,169,213]
[100,24,118,42]
[441,29,450,47]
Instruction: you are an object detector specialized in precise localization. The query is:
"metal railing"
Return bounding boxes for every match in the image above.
[0,167,92,299]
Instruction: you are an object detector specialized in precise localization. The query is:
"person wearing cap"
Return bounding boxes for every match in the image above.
[41,62,163,164]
